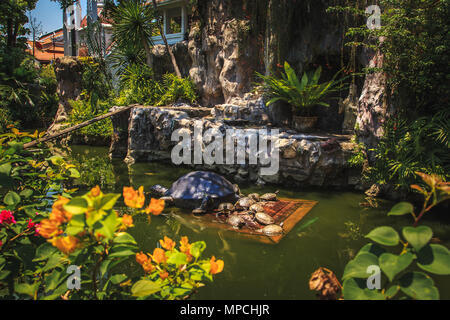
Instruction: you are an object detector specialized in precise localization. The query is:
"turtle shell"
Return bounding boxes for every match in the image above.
[235,197,256,209]
[260,224,283,235]
[166,171,239,209]
[227,214,244,228]
[260,193,277,201]
[249,203,265,212]
[255,212,274,225]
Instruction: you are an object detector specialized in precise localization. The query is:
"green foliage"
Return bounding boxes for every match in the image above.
[107,0,157,65]
[367,112,450,190]
[115,63,162,106]
[340,172,450,300]
[328,1,450,191]
[68,99,113,139]
[66,57,114,142]
[0,1,59,130]
[256,62,348,116]
[156,73,198,106]
[0,131,223,299]
[114,63,197,107]
[78,57,112,104]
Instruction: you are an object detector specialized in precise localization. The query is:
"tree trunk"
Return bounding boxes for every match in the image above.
[143,39,153,67]
[25,105,134,149]
[151,0,182,78]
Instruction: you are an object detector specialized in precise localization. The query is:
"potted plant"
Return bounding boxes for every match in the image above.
[257,62,348,132]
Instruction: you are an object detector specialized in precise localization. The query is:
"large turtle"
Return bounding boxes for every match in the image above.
[150,171,240,214]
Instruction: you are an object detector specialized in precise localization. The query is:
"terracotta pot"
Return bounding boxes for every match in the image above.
[292,116,318,132]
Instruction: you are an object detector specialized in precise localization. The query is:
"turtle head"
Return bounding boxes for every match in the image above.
[149,184,168,197]
[233,184,243,198]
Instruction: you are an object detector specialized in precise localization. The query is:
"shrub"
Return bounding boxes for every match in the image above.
[156,73,198,106]
[0,129,224,300]
[256,62,348,116]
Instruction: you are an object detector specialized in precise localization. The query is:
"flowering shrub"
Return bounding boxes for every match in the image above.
[133,235,224,299]
[0,129,224,299]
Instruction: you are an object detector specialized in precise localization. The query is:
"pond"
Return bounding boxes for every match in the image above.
[58,145,450,300]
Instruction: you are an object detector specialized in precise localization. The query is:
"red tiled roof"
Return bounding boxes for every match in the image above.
[26,30,64,64]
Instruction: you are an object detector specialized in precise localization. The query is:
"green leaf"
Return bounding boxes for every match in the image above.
[342,252,379,280]
[379,252,414,282]
[63,197,88,215]
[42,253,65,272]
[4,191,20,206]
[110,274,128,285]
[68,168,80,178]
[190,241,206,259]
[98,193,121,211]
[47,156,64,165]
[108,249,136,258]
[131,280,161,297]
[33,243,58,262]
[20,189,33,198]
[356,243,386,258]
[417,244,450,275]
[167,251,188,266]
[94,211,120,240]
[384,285,400,299]
[65,213,86,236]
[113,232,137,245]
[388,202,414,216]
[365,226,400,246]
[399,272,439,300]
[342,278,385,300]
[402,226,433,252]
[15,282,39,298]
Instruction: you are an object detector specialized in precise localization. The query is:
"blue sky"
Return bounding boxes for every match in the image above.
[28,0,87,36]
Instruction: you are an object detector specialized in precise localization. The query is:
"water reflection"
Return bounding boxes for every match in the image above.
[52,145,450,300]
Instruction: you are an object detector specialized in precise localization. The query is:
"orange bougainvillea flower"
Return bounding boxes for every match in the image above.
[145,198,165,216]
[136,252,149,265]
[159,271,169,280]
[121,214,134,228]
[142,260,155,273]
[210,256,224,275]
[180,236,193,262]
[50,196,72,223]
[152,248,167,264]
[50,235,79,255]
[123,186,145,209]
[90,185,101,197]
[38,219,61,239]
[159,236,175,251]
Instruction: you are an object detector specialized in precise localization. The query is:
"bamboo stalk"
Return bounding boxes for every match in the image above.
[23,105,134,149]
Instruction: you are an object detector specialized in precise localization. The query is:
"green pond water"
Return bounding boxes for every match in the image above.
[60,145,450,299]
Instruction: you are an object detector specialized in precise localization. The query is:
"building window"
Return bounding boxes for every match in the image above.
[151,0,187,45]
[166,7,182,34]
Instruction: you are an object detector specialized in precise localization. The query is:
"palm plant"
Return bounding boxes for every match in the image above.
[256,62,348,116]
[109,0,156,66]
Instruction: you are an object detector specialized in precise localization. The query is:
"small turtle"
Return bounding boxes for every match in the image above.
[249,203,265,213]
[248,193,260,202]
[217,202,235,213]
[240,213,260,229]
[227,214,244,229]
[260,192,278,201]
[255,212,274,225]
[235,197,256,210]
[258,224,283,236]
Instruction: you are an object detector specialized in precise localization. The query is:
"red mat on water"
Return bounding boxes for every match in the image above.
[200,198,318,244]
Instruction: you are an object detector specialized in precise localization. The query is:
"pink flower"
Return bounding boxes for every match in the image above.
[27,218,40,236]
[0,240,2,247]
[0,210,16,225]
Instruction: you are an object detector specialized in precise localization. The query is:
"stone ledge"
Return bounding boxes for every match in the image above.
[109,105,360,188]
